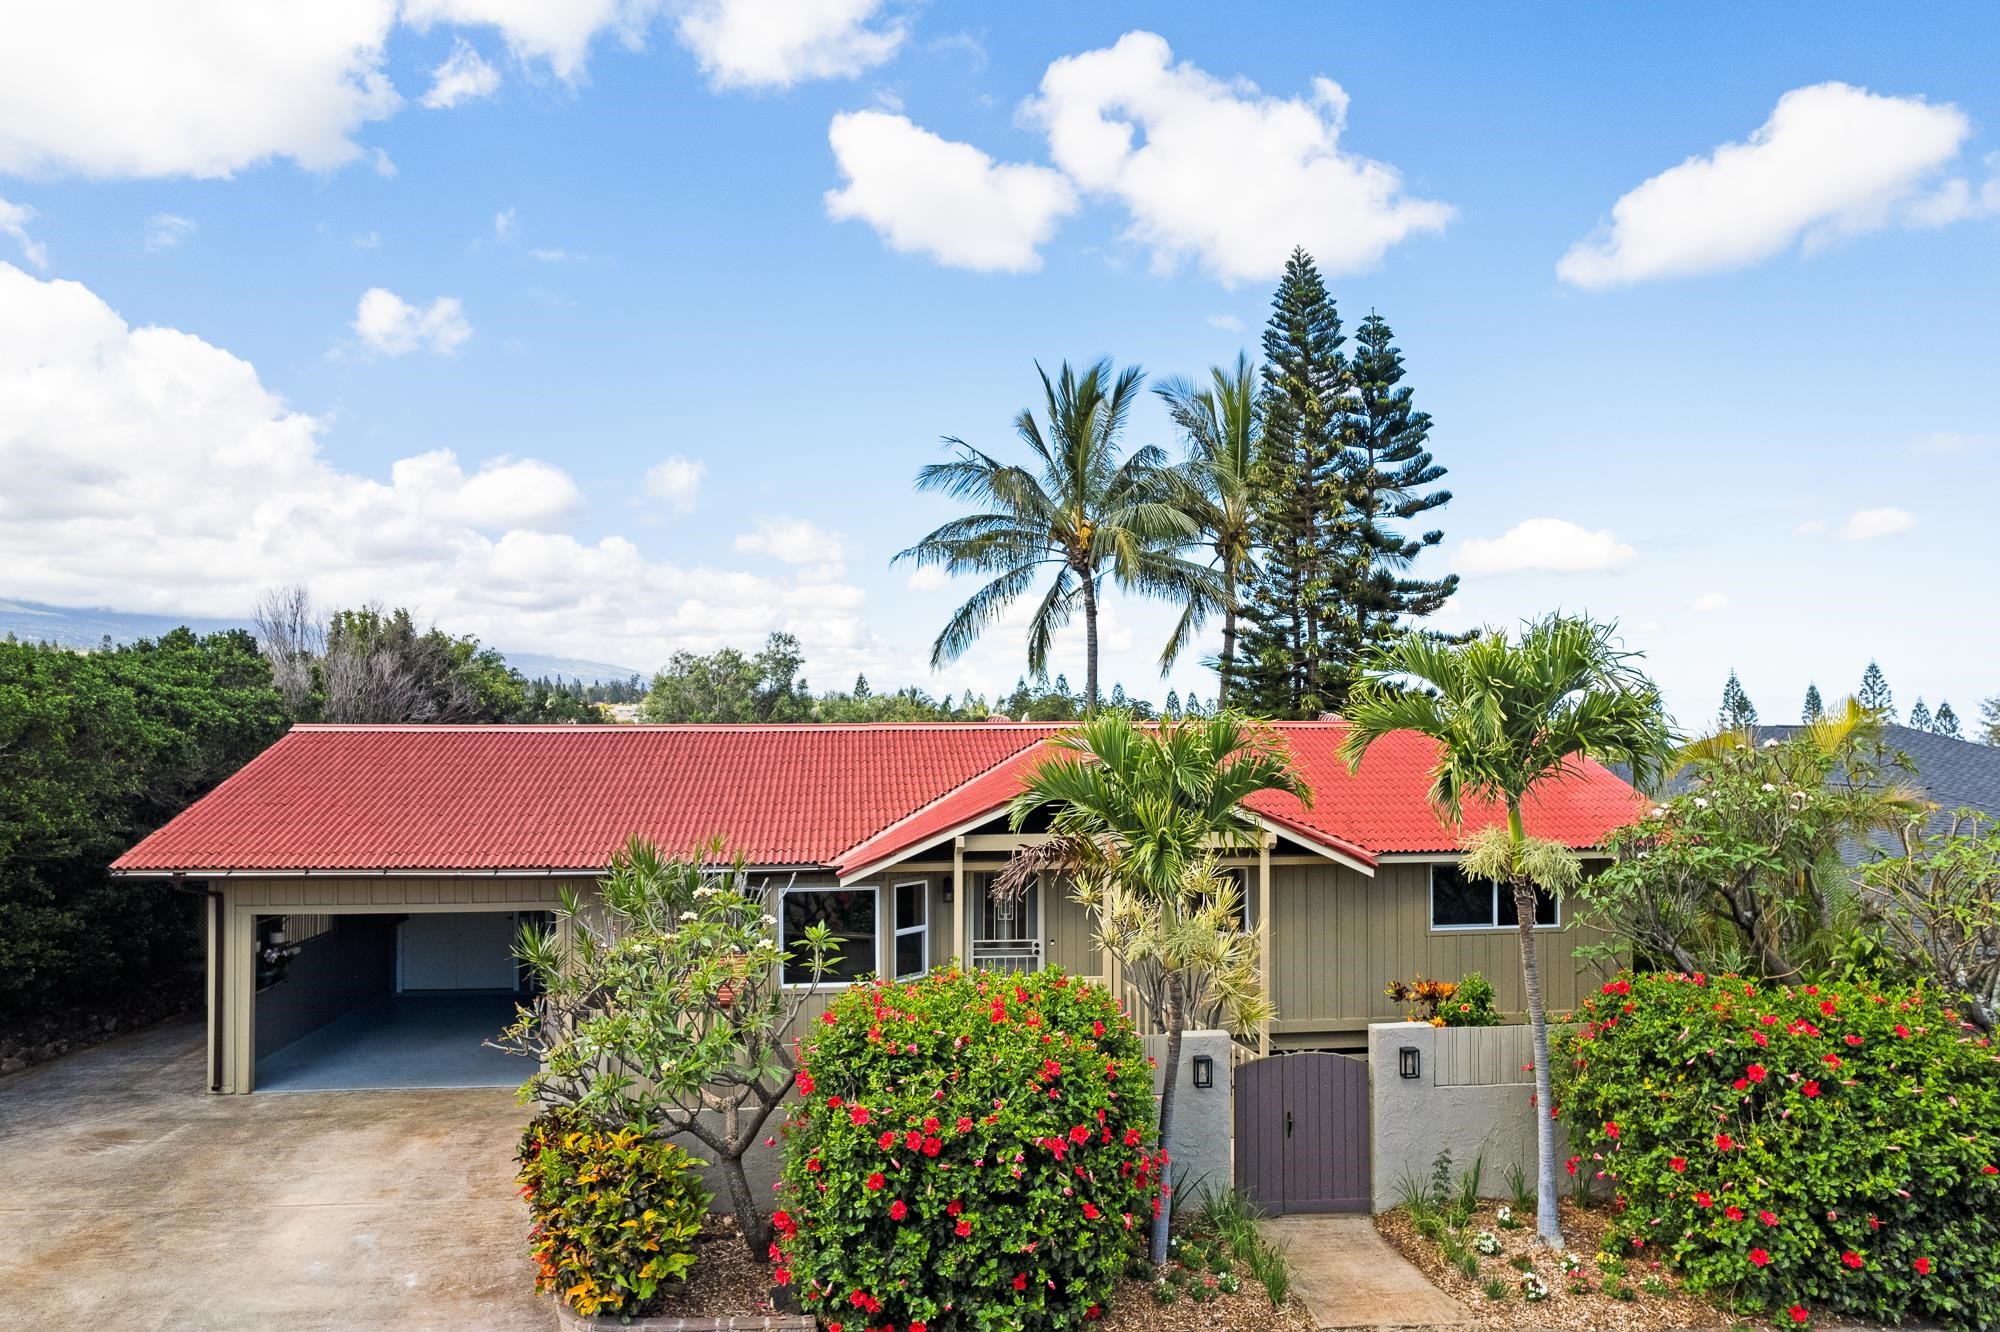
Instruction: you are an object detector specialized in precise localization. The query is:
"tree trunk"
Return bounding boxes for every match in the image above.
[1217,572,1238,709]
[1082,571,1100,713]
[1149,972,1186,1265]
[717,1152,771,1256]
[1508,805,1564,1250]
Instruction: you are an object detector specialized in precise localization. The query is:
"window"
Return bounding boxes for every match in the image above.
[782,886,878,986]
[893,880,928,979]
[1429,864,1558,931]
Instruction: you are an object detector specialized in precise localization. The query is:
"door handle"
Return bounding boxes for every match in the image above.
[1285,1110,1293,1138]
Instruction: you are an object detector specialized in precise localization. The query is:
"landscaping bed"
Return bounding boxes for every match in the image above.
[1376,1198,1726,1331]
[1097,1205,1315,1332]
[611,1214,786,1324]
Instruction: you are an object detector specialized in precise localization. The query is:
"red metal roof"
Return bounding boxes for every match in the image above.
[113,721,1643,877]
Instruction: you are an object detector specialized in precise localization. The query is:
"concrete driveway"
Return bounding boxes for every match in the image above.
[0,1016,548,1331]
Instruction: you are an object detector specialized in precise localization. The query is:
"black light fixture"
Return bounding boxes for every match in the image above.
[1191,1054,1214,1089]
[1399,1046,1422,1080]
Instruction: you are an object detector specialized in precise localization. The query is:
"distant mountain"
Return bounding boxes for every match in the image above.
[0,599,643,685]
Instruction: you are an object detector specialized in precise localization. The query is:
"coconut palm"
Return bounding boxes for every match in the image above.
[894,358,1215,710]
[1154,353,1262,706]
[998,712,1309,1264]
[1338,615,1674,1249]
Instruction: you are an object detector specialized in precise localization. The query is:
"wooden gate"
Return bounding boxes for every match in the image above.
[1233,1052,1370,1214]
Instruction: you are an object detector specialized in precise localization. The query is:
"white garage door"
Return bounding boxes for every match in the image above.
[397,912,521,992]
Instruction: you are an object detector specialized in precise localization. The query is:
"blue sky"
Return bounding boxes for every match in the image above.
[2,2,1996,729]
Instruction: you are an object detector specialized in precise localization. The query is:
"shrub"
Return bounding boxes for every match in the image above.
[1557,971,2000,1329]
[517,1110,711,1318]
[1442,972,1501,1027]
[775,967,1162,1331]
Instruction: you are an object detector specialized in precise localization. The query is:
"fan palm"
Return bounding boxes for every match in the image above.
[1154,353,1262,706]
[894,358,1214,710]
[999,712,1309,1263]
[1338,614,1674,1249]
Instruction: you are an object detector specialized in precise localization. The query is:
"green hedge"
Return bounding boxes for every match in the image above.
[1557,972,2000,1328]
[517,1110,710,1318]
[775,968,1162,1331]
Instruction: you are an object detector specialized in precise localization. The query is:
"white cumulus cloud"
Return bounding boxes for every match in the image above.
[678,0,903,90]
[144,212,197,252]
[644,455,706,512]
[906,565,951,592]
[1559,83,1982,288]
[1022,31,1452,284]
[1842,507,1913,540]
[0,197,47,268]
[402,0,663,82]
[0,1,401,179]
[735,516,844,565]
[825,110,1078,273]
[0,261,890,680]
[1454,518,1636,576]
[421,38,501,109]
[1691,591,1730,614]
[352,287,473,357]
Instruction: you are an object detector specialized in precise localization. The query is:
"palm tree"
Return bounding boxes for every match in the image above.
[1154,353,1261,707]
[1338,615,1674,1249]
[997,712,1309,1264]
[895,359,1214,710]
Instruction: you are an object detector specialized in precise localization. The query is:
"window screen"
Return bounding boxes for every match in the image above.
[1430,864,1496,927]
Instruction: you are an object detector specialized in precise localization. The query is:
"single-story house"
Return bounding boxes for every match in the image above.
[112,721,1642,1093]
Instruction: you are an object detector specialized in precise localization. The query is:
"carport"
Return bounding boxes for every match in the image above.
[252,909,536,1091]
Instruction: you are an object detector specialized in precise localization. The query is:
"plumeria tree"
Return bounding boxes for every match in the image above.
[1340,615,1674,1249]
[1858,809,2000,1032]
[497,836,837,1254]
[998,711,1307,1263]
[1580,701,1929,981]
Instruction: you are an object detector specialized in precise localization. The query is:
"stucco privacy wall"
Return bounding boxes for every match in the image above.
[1144,1029,1232,1200]
[1367,1021,1571,1212]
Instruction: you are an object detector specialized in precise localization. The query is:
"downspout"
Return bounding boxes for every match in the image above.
[170,872,225,1093]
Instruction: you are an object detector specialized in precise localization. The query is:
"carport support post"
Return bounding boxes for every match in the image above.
[222,904,257,1093]
[1257,835,1272,1057]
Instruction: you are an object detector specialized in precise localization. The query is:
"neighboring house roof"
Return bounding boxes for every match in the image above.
[113,720,1645,879]
[1645,724,2000,850]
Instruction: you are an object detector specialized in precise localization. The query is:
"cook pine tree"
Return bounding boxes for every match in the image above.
[1344,311,1457,653]
[1718,669,1759,731]
[1858,661,1895,720]
[1802,683,1824,722]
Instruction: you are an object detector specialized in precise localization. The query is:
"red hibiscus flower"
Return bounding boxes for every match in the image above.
[1841,1250,1863,1269]
[1715,1133,1736,1152]
[865,1172,885,1192]
[1745,1063,1767,1083]
[1894,1024,1911,1038]
[1670,1156,1687,1172]
[1844,1034,1863,1046]
[1694,1191,1714,1208]
[946,1198,963,1216]
[1082,1201,1100,1219]
[850,1105,871,1126]
[1759,1210,1778,1226]
[1915,1257,1933,1276]
[1726,1206,1745,1221]
[889,1200,907,1221]
[1750,1248,1772,1267]
[955,1219,972,1238]
[956,1117,974,1133]
[1788,1305,1809,1324]
[878,1130,896,1151]
[1605,1121,1620,1139]
[1801,1081,1820,1098]
[1012,1273,1028,1291]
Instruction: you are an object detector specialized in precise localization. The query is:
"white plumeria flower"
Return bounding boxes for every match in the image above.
[1693,797,1710,809]
[1762,738,1780,749]
[679,910,697,922]
[1761,783,1778,792]
[1650,806,1667,818]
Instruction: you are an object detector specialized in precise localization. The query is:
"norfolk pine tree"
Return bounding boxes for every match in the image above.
[1803,683,1824,722]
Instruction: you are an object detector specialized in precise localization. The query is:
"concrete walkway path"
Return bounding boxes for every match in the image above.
[1260,1215,1472,1330]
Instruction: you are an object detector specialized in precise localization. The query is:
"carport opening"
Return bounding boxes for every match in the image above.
[252,910,542,1093]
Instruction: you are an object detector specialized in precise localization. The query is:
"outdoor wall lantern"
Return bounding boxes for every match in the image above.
[1191,1054,1214,1089]
[1399,1046,1422,1080]
[941,883,954,903]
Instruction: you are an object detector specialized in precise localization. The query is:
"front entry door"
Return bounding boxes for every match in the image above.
[1234,1052,1371,1213]
[969,874,1041,974]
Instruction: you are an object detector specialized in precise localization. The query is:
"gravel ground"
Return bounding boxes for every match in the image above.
[1375,1199,1729,1331]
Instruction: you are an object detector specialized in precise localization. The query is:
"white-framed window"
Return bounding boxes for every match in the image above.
[892,880,928,979]
[780,885,878,987]
[1429,863,1559,931]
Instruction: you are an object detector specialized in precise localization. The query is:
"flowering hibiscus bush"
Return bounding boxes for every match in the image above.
[1557,972,2000,1329]
[775,967,1163,1331]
